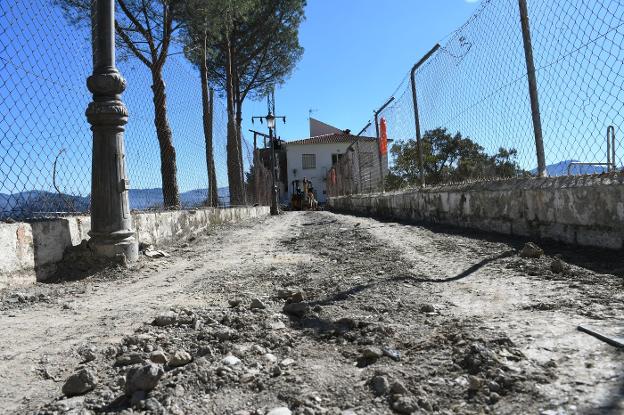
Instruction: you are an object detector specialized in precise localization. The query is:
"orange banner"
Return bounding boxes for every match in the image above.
[379,117,388,155]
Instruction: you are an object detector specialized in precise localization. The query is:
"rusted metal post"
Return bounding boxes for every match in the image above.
[410,44,440,187]
[374,97,395,193]
[352,121,371,194]
[86,0,138,261]
[518,0,547,177]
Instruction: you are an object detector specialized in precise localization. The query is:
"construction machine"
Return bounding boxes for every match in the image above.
[290,178,318,211]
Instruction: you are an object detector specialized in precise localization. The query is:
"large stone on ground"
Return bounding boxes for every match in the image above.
[169,350,192,367]
[125,364,164,395]
[62,368,98,397]
[519,242,544,258]
[152,312,177,327]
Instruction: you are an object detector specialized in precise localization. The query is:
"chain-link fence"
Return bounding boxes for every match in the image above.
[328,0,624,196]
[0,1,265,220]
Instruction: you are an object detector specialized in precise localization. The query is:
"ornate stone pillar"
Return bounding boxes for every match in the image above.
[86,0,138,262]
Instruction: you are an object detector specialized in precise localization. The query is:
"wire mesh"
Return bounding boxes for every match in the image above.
[0,0,260,220]
[330,0,624,196]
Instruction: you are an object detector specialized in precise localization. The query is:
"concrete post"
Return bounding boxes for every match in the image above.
[86,0,138,261]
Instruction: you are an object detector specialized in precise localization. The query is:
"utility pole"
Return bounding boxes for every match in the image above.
[86,0,138,261]
[251,112,286,215]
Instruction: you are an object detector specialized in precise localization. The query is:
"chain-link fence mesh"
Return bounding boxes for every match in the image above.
[0,0,264,220]
[326,135,385,197]
[329,0,624,196]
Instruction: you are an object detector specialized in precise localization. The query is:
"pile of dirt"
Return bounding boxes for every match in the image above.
[37,299,556,415]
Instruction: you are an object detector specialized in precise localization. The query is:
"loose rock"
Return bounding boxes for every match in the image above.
[277,289,298,299]
[280,358,295,367]
[468,375,483,391]
[267,408,292,415]
[150,350,168,365]
[152,312,177,327]
[361,346,384,359]
[392,396,419,414]
[77,345,97,363]
[420,304,435,313]
[115,352,144,366]
[250,298,267,309]
[169,350,192,367]
[520,242,544,258]
[283,302,309,317]
[550,258,566,273]
[382,347,401,361]
[286,292,305,303]
[390,381,409,395]
[264,353,278,363]
[370,375,390,396]
[222,354,242,366]
[125,364,164,395]
[62,368,98,397]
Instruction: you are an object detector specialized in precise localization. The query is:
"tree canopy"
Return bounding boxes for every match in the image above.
[386,128,525,189]
[183,0,305,101]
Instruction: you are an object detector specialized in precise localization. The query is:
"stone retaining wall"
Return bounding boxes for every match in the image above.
[329,174,624,250]
[0,206,270,288]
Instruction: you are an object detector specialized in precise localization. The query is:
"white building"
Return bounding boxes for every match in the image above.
[283,118,386,204]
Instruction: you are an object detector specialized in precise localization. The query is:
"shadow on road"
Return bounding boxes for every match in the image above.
[308,249,515,307]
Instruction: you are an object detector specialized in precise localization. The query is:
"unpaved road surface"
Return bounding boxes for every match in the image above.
[0,211,622,415]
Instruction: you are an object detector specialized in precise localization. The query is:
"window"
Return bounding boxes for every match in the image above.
[302,153,316,169]
[331,153,343,165]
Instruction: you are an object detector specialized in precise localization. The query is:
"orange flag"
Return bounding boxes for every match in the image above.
[379,117,388,155]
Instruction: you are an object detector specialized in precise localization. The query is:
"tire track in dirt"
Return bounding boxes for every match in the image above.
[0,214,299,413]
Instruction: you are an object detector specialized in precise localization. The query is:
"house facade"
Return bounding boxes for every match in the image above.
[283,118,386,204]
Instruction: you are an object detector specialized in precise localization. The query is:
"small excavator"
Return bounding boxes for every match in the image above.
[290,178,318,211]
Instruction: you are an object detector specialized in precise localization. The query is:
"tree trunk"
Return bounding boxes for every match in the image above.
[234,97,245,203]
[200,64,218,207]
[225,42,243,206]
[151,69,180,208]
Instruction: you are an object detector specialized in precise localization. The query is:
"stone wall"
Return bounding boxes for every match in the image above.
[329,174,624,250]
[0,206,270,289]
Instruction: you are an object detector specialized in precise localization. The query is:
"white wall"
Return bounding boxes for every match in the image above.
[285,142,352,203]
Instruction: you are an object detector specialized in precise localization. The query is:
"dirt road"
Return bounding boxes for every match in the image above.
[0,211,622,414]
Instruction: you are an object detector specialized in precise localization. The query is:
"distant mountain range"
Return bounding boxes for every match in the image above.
[531,159,615,176]
[0,187,230,219]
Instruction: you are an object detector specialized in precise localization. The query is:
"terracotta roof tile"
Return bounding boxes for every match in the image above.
[285,133,377,145]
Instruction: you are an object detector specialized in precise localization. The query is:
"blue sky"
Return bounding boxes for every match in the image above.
[243,0,484,141]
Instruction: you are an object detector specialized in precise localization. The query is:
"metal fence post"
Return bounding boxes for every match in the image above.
[518,0,547,177]
[374,97,395,193]
[410,44,440,187]
[86,0,138,261]
[374,113,382,192]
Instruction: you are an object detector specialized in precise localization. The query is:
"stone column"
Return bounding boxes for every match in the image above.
[86,0,138,262]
